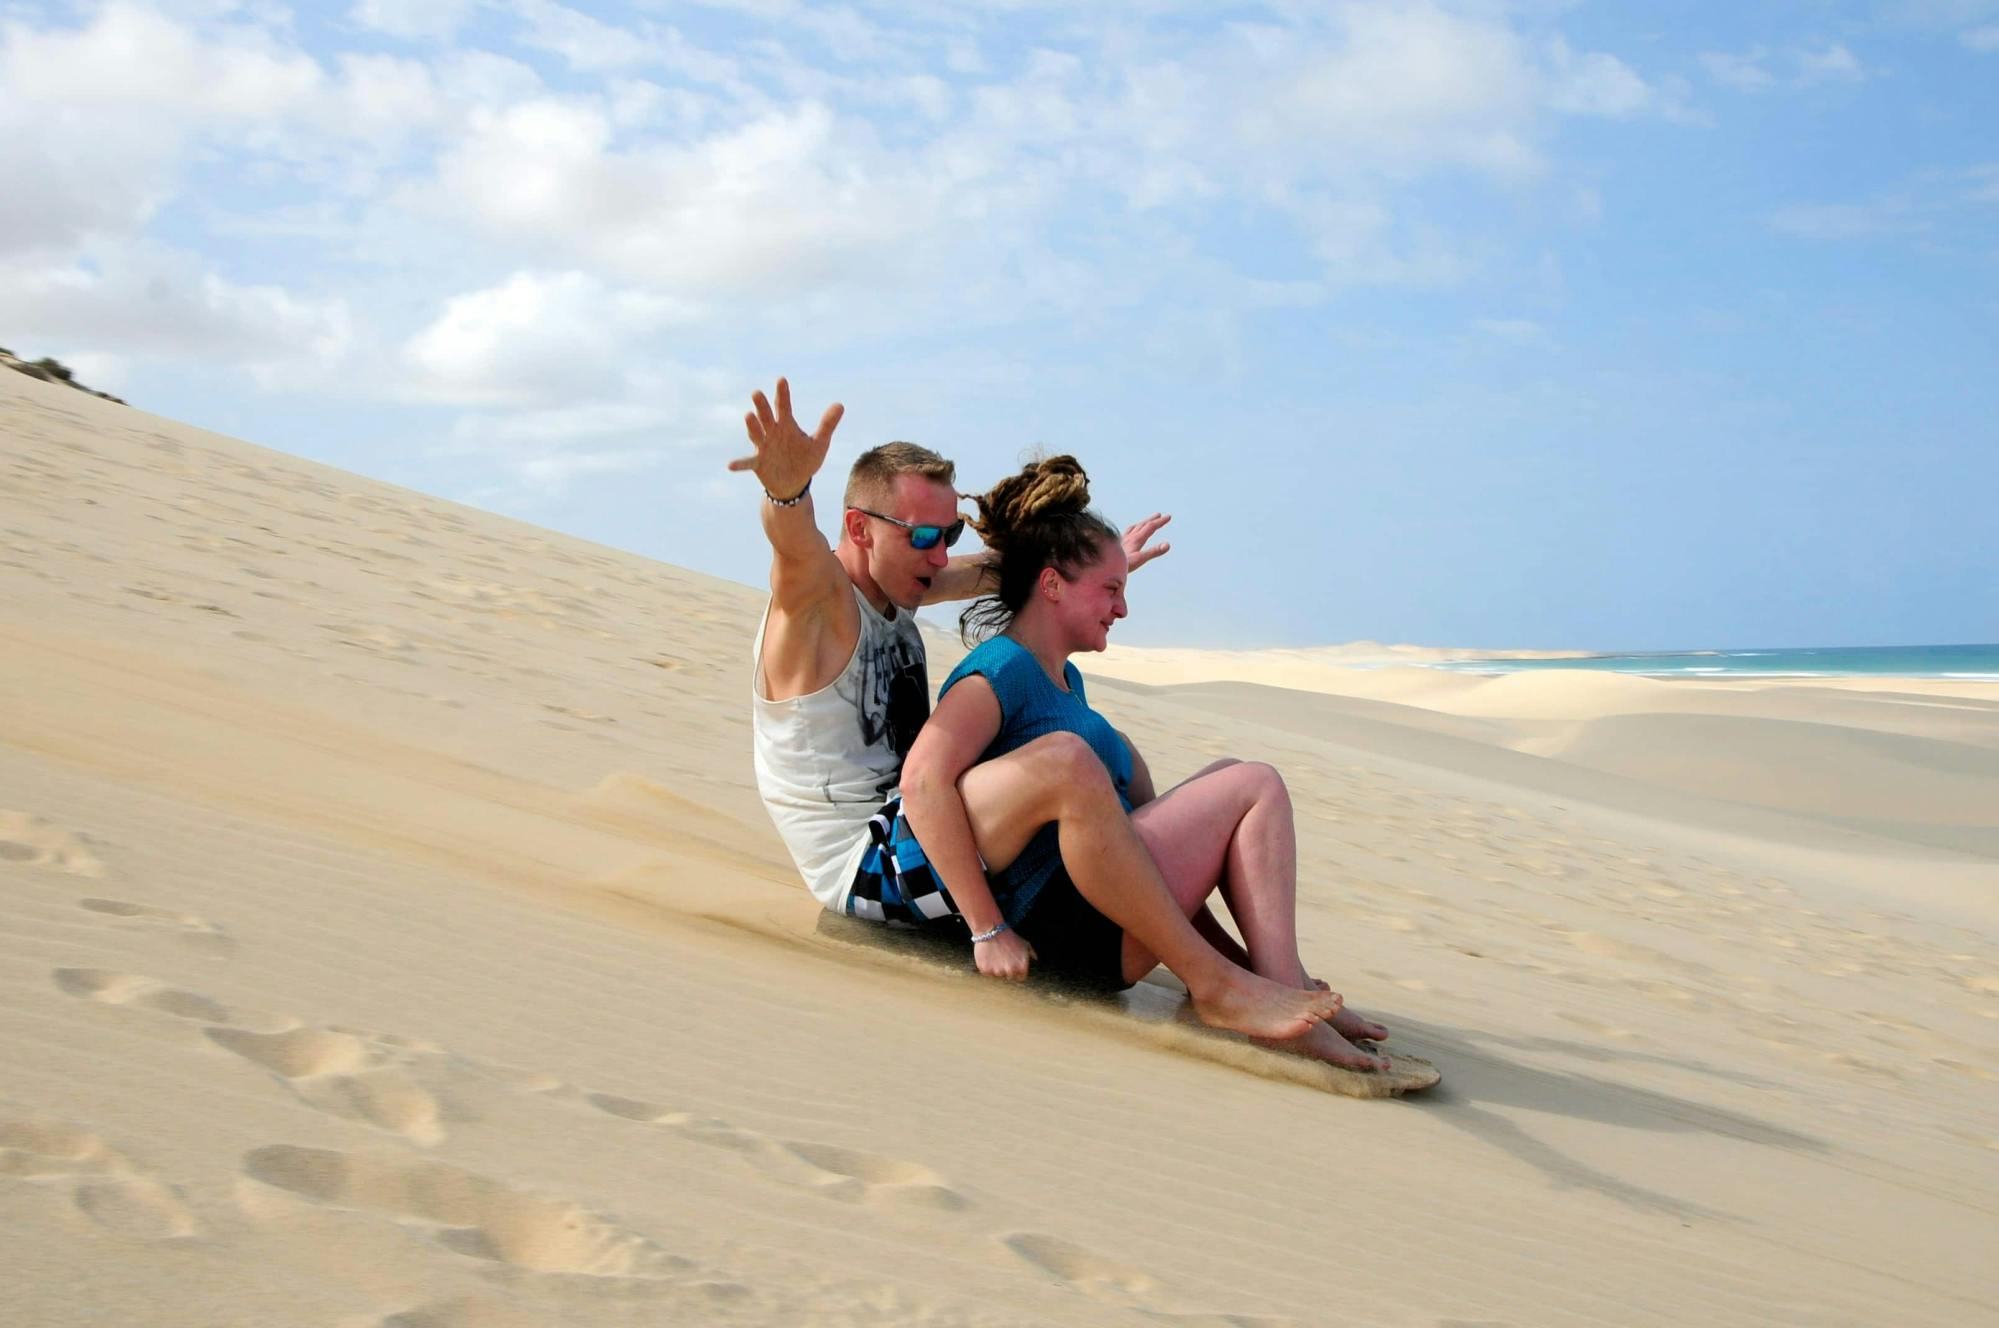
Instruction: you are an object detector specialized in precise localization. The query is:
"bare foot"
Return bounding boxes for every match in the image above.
[1257,1021,1391,1072]
[1308,978,1388,1042]
[1191,971,1341,1041]
[1331,1006,1389,1043]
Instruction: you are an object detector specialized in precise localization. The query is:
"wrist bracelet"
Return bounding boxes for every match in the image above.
[969,920,1010,944]
[765,479,811,507]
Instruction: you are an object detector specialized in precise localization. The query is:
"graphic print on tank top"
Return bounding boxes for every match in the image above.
[845,627,929,795]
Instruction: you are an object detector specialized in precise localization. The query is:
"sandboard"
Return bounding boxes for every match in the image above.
[811,912,1441,1098]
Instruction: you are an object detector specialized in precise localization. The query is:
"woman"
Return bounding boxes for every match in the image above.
[901,456,1388,1071]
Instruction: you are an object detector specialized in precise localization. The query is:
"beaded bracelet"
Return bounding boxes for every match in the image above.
[765,479,812,507]
[968,920,1011,944]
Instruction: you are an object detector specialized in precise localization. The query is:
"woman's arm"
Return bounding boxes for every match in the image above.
[900,678,1036,980]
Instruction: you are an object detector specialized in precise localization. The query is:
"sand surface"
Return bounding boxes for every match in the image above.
[3,370,1997,1326]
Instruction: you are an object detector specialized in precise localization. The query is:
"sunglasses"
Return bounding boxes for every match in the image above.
[852,508,966,551]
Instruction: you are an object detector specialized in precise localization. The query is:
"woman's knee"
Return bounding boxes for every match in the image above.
[1238,760,1290,805]
[1019,733,1117,805]
[1019,731,1095,775]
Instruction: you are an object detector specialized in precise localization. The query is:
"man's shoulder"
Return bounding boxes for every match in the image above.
[757,575,864,701]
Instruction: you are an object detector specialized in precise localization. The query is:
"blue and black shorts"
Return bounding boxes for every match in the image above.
[848,796,961,928]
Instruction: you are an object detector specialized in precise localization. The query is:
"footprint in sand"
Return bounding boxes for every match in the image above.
[0,1119,200,1240]
[50,970,450,1144]
[52,967,269,1026]
[575,1091,968,1210]
[208,1026,449,1145]
[1001,1232,1295,1325]
[1003,1232,1157,1308]
[0,811,104,877]
[77,898,233,953]
[240,1145,686,1279]
[370,1295,553,1328]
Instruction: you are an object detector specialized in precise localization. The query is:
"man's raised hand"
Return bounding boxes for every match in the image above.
[726,377,844,500]
[1122,513,1173,573]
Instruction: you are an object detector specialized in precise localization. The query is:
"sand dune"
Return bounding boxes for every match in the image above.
[4,371,1998,1326]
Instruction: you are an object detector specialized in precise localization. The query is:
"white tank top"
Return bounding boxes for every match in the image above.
[750,587,930,911]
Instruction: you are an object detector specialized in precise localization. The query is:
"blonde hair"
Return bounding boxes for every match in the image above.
[961,454,1119,642]
[843,441,955,510]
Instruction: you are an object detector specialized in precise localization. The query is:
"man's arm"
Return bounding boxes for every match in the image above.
[727,378,857,700]
[919,513,1175,607]
[919,553,994,606]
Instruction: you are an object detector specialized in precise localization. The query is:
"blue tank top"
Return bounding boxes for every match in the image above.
[939,635,1133,923]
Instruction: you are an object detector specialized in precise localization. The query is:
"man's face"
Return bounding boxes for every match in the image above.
[859,473,961,611]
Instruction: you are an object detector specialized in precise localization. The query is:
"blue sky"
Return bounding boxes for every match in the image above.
[4,0,1994,650]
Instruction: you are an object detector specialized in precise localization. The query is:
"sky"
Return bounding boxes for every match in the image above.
[3,0,1994,652]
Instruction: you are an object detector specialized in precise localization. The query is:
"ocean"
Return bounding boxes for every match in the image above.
[1423,643,1999,680]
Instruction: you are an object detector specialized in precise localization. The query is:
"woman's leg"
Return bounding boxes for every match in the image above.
[951,734,1339,1041]
[1130,763,1388,1068]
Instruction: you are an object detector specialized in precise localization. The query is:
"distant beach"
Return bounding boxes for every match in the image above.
[1424,643,1999,679]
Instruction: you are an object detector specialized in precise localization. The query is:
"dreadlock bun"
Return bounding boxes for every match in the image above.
[966,454,1092,553]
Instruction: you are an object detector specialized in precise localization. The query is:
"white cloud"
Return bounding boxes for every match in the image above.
[1701,42,1869,92]
[455,401,682,446]
[440,368,737,497]
[402,270,697,405]
[1795,43,1865,83]
[1542,38,1654,117]
[0,2,329,254]
[508,0,655,71]
[1700,50,1777,91]
[0,242,351,376]
[348,0,479,43]
[1228,7,1542,181]
[0,115,171,257]
[418,97,958,296]
[1,2,321,118]
[323,52,448,143]
[515,449,665,487]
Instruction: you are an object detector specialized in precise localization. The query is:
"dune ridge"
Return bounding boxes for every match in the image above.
[3,371,1997,1326]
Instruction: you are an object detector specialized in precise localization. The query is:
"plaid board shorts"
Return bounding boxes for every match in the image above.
[848,796,960,926]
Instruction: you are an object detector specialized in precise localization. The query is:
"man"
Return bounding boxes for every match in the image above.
[730,378,1337,1040]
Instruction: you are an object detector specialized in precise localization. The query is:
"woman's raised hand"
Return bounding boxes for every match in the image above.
[727,377,844,499]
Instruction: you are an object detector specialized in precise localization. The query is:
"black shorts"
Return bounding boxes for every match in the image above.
[1013,865,1131,992]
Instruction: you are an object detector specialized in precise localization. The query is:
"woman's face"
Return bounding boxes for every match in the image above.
[1049,537,1129,654]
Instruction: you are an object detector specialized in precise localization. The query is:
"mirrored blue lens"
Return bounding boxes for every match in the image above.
[909,520,965,551]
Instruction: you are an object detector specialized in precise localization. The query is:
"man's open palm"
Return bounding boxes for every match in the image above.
[727,377,844,500]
